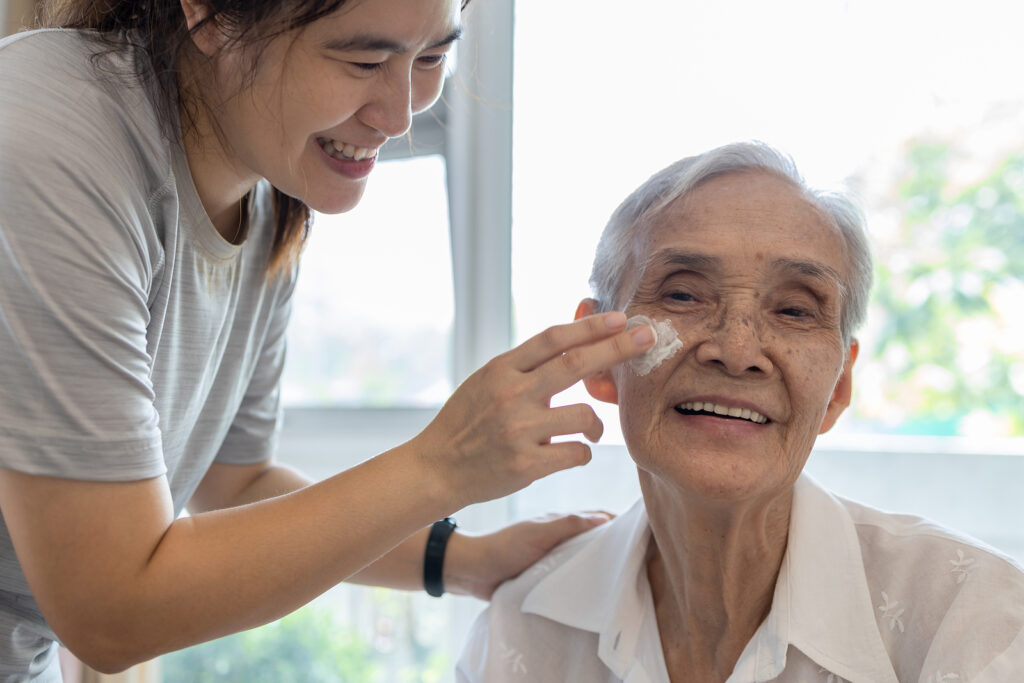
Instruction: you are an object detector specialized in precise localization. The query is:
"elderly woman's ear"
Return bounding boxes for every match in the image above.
[574,299,621,405]
[818,339,860,435]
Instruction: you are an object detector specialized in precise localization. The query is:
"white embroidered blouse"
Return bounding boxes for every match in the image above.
[457,474,1024,682]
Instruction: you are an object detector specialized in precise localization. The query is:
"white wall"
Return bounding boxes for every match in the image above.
[1,0,11,36]
[3,0,34,36]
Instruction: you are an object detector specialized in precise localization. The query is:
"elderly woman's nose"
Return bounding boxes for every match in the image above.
[694,308,774,376]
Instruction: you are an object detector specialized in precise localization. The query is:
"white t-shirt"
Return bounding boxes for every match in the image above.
[458,474,1024,682]
[0,29,297,678]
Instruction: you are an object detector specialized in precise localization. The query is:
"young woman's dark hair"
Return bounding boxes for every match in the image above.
[36,0,468,276]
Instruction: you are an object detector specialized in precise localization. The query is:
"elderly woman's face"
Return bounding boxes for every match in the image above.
[612,170,855,503]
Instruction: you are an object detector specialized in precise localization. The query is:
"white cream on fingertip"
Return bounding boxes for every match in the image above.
[624,315,683,376]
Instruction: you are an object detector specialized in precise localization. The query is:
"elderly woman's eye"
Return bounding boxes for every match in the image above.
[780,307,810,318]
[668,291,695,302]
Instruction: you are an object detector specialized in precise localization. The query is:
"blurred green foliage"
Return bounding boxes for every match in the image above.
[161,592,450,683]
[869,142,1024,435]
[161,607,381,683]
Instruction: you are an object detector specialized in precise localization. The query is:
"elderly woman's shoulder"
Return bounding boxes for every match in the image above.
[843,495,1024,666]
[493,517,610,608]
[842,495,1024,584]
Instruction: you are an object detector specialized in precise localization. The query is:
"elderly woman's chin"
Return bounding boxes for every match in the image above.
[618,404,820,507]
[629,439,808,507]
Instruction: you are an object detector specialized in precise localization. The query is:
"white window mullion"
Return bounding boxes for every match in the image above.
[442,0,519,650]
[445,0,515,385]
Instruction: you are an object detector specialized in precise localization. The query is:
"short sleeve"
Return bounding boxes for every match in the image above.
[0,33,166,480]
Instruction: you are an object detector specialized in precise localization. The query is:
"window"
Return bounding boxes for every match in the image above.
[509,0,1024,562]
[163,0,516,678]
[511,0,1024,443]
[168,0,1024,680]
[282,154,455,408]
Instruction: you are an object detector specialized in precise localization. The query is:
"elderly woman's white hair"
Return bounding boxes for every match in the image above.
[589,141,874,346]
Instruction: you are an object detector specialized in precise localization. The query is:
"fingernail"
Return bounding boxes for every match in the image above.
[604,311,626,329]
[631,324,654,346]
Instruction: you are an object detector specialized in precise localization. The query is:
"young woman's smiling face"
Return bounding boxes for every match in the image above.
[594,171,857,505]
[192,0,460,215]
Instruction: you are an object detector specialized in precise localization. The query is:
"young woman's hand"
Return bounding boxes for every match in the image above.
[413,311,654,509]
[443,511,615,600]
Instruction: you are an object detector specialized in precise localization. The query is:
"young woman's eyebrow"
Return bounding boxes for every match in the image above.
[323,27,463,54]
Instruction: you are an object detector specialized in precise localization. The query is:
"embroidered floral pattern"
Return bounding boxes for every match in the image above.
[817,667,848,682]
[524,548,565,579]
[498,642,528,675]
[949,549,977,585]
[926,671,961,682]
[878,591,906,633]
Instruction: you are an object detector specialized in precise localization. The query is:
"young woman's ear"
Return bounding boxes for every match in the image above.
[575,298,620,405]
[179,0,225,56]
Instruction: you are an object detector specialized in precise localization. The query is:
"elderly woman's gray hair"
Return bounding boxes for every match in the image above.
[589,141,874,346]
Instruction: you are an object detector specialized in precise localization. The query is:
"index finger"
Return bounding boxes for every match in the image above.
[510,312,628,373]
[532,322,655,398]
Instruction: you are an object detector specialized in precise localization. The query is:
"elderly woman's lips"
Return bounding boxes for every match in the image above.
[675,401,770,424]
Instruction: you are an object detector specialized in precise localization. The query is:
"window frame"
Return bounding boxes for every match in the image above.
[279,0,518,656]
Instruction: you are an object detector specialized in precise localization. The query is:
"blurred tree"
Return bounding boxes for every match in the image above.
[868,142,1024,436]
[161,590,450,682]
[161,606,382,683]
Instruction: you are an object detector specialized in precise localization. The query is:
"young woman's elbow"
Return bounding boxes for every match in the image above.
[59,623,156,674]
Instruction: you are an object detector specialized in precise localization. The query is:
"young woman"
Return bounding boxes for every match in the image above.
[0,0,656,677]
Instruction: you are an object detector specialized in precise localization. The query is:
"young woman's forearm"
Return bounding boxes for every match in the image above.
[0,443,447,672]
[133,444,447,663]
[193,461,438,592]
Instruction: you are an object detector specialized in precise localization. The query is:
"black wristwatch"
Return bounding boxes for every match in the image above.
[424,517,457,597]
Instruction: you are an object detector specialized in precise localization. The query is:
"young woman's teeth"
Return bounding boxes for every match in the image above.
[322,139,376,161]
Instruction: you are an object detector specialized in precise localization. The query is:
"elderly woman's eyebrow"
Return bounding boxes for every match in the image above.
[772,258,846,296]
[642,250,721,275]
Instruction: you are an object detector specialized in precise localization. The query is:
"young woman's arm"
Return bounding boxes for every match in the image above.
[190,459,608,597]
[0,313,653,673]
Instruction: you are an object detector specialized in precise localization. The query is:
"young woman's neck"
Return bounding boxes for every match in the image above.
[178,66,259,241]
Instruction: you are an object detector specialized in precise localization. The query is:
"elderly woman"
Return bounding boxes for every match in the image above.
[457,142,1024,682]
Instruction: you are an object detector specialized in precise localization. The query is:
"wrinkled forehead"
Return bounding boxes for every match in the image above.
[623,170,848,298]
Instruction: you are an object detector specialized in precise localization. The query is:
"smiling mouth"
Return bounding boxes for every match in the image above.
[675,401,770,424]
[317,137,380,162]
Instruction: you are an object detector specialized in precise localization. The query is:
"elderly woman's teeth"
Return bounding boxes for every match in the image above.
[677,401,768,424]
[321,139,376,161]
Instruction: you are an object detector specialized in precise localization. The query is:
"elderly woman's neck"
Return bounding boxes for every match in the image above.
[641,479,792,682]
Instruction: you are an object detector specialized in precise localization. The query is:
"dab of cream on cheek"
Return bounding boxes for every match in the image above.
[625,314,683,376]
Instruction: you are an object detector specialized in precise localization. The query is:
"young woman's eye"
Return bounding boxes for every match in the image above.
[416,53,447,69]
[350,61,385,72]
